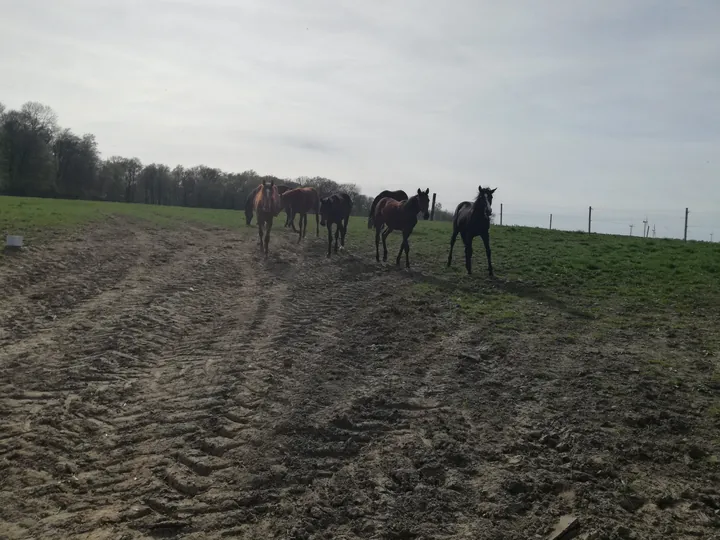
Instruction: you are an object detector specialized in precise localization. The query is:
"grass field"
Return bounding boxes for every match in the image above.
[1,194,719,538]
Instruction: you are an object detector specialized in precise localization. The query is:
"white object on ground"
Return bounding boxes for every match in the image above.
[6,235,23,247]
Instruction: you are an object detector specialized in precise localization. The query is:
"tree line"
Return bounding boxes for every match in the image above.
[0,101,454,220]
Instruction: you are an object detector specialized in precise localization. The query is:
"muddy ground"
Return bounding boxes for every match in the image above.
[1,218,718,539]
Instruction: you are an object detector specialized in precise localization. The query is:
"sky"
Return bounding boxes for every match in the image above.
[1,0,719,239]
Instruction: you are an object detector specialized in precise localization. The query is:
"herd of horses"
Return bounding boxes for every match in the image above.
[245,181,497,276]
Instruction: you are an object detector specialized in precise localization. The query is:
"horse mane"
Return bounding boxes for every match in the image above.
[473,188,492,208]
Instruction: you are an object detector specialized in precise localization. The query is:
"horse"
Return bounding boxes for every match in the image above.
[374,188,430,268]
[368,189,408,229]
[253,180,283,257]
[245,184,292,227]
[281,187,320,242]
[275,185,296,229]
[447,185,497,276]
[319,192,352,257]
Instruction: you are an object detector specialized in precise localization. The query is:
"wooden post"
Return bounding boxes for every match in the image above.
[588,206,592,234]
[549,214,553,230]
[500,203,503,226]
[430,193,437,221]
[683,207,689,241]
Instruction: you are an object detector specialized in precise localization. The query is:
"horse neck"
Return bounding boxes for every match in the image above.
[471,196,489,221]
[404,195,420,214]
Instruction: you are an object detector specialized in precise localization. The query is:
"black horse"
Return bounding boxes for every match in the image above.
[368,189,408,229]
[246,184,293,226]
[319,192,352,257]
[447,185,497,276]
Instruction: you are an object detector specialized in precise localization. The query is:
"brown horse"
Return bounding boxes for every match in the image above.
[374,188,430,268]
[281,187,320,242]
[254,180,283,257]
[368,189,408,229]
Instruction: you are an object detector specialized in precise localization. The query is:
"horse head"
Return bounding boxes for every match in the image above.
[416,188,431,220]
[477,185,497,220]
[259,180,282,215]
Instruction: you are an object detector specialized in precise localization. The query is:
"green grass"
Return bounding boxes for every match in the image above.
[0,195,248,235]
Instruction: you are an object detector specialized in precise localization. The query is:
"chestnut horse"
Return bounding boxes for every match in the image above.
[368,189,408,229]
[281,187,320,242]
[254,180,283,256]
[246,184,292,227]
[374,188,430,268]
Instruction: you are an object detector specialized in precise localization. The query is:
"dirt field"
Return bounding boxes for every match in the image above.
[1,217,718,539]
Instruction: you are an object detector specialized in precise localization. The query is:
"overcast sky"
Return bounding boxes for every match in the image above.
[2,0,719,227]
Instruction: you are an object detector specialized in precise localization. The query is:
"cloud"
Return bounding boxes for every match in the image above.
[1,0,719,229]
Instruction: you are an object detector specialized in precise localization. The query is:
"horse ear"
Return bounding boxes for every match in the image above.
[425,188,429,195]
[490,187,497,194]
[417,188,421,195]
[478,185,482,192]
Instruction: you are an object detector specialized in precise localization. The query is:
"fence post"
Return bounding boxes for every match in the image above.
[683,207,689,241]
[588,206,592,234]
[430,193,437,221]
[549,214,553,230]
[500,203,503,226]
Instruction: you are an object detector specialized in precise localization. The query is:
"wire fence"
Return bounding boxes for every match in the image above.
[493,204,719,242]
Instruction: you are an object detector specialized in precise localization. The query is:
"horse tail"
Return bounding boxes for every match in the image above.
[368,198,377,229]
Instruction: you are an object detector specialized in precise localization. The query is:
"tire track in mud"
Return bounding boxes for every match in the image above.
[4,220,717,539]
[0,219,464,539]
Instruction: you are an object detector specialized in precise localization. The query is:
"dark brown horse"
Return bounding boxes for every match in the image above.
[281,187,320,242]
[254,180,283,257]
[447,185,496,276]
[368,189,408,229]
[246,184,292,227]
[319,192,352,257]
[374,188,430,268]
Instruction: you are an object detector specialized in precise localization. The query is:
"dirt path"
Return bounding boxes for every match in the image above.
[1,219,718,539]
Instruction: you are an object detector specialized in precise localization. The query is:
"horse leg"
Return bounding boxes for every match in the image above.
[264,218,272,257]
[315,208,320,237]
[333,222,341,253]
[463,233,473,275]
[326,222,333,257]
[375,225,382,262]
[480,229,493,276]
[340,215,349,248]
[257,218,264,248]
[303,213,308,239]
[396,230,410,267]
[297,213,303,243]
[381,227,392,262]
[448,226,459,267]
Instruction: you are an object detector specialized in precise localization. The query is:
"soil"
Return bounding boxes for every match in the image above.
[1,217,718,539]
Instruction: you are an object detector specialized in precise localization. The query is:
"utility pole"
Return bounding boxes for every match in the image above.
[588,206,592,234]
[683,207,689,241]
[629,224,634,236]
[549,213,553,230]
[643,217,648,238]
[430,193,437,221]
[652,225,656,238]
[500,204,503,226]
